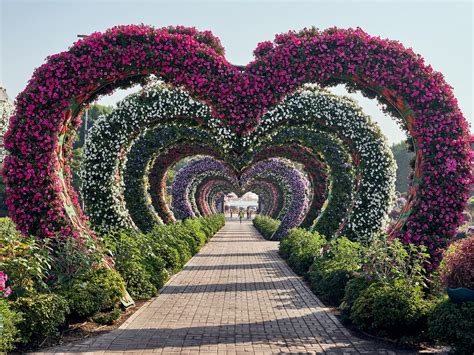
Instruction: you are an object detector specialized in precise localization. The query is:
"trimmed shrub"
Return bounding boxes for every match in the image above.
[279,228,325,275]
[92,307,122,325]
[0,299,21,352]
[13,293,69,345]
[117,261,158,300]
[63,268,125,317]
[253,215,280,240]
[309,269,353,305]
[101,215,223,299]
[340,276,371,322]
[428,297,474,354]
[307,237,365,305]
[147,226,192,267]
[350,280,430,338]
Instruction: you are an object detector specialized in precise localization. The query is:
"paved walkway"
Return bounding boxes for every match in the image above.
[38,221,408,354]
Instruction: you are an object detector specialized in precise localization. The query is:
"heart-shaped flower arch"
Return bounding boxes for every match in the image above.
[84,83,392,241]
[4,25,471,264]
[172,156,310,239]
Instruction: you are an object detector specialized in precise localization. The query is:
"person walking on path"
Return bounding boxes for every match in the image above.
[239,209,244,223]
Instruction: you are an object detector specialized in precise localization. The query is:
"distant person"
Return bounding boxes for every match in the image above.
[239,209,244,223]
[230,210,233,218]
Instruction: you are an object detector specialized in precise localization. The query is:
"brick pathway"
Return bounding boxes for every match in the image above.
[38,221,412,354]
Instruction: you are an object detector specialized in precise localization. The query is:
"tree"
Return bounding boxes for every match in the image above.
[73,104,113,149]
[390,140,415,193]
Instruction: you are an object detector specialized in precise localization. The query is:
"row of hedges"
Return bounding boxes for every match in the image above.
[273,218,473,354]
[101,214,225,300]
[253,215,281,240]
[0,214,225,352]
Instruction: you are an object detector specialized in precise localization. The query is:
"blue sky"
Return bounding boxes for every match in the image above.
[1,0,472,143]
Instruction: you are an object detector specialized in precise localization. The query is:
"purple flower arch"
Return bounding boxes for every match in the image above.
[241,158,311,239]
[171,157,237,220]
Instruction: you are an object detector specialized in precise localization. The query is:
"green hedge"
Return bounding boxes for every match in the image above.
[62,268,126,317]
[102,214,225,299]
[428,298,474,354]
[277,228,473,348]
[349,280,430,338]
[279,228,325,276]
[253,215,280,240]
[307,237,365,305]
[12,293,69,346]
[1,214,225,351]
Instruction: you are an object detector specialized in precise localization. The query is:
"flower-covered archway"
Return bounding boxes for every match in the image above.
[5,25,472,263]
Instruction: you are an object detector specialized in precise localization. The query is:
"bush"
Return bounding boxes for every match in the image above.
[147,226,191,268]
[0,299,21,352]
[361,234,429,288]
[439,237,474,289]
[428,297,474,354]
[101,215,223,300]
[101,229,160,299]
[63,268,125,317]
[117,261,158,299]
[253,215,280,240]
[279,229,325,275]
[307,237,365,305]
[13,293,69,345]
[92,307,122,325]
[0,218,52,298]
[350,280,430,338]
[340,276,371,322]
[183,219,208,251]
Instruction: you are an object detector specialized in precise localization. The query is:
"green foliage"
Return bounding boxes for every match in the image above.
[183,219,208,251]
[73,104,113,149]
[390,140,415,193]
[70,147,83,194]
[0,218,52,298]
[307,237,365,305]
[253,215,281,240]
[13,293,69,345]
[362,233,430,288]
[279,228,325,276]
[49,234,104,285]
[63,268,125,317]
[92,307,122,325]
[428,298,474,354]
[101,215,224,299]
[350,280,430,338]
[147,225,192,267]
[340,276,371,322]
[0,299,21,352]
[101,229,162,299]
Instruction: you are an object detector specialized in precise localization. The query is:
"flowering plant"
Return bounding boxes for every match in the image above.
[0,271,12,298]
[254,144,328,229]
[0,90,13,164]
[82,84,222,230]
[241,158,310,239]
[171,157,238,220]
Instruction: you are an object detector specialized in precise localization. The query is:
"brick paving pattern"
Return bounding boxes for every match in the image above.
[37,221,413,354]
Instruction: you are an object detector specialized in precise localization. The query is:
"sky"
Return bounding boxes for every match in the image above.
[1,0,472,144]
